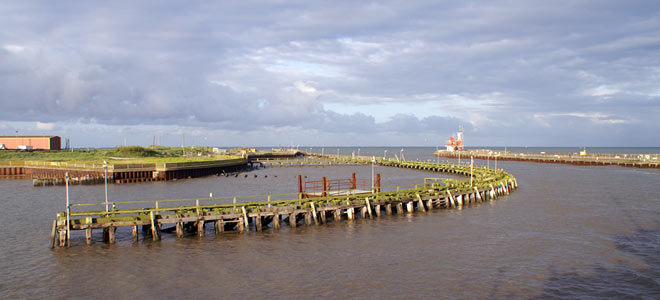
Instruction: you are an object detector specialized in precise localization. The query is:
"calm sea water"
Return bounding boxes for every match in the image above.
[1,147,659,299]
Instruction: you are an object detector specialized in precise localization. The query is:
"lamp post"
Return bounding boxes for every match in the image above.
[400,149,404,162]
[384,149,387,160]
[103,160,109,213]
[371,156,376,193]
[470,156,474,187]
[358,148,360,158]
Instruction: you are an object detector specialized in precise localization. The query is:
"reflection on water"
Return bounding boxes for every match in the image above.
[1,148,659,299]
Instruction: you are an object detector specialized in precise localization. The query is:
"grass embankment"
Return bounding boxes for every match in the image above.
[0,146,241,164]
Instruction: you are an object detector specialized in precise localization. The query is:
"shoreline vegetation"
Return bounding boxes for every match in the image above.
[0,146,244,164]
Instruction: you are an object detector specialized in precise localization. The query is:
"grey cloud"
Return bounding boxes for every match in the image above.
[1,1,659,146]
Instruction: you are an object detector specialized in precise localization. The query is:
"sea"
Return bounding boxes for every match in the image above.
[1,147,659,299]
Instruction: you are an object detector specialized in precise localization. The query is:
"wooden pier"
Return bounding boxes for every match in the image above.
[52,158,518,248]
[435,150,660,168]
[1,158,249,186]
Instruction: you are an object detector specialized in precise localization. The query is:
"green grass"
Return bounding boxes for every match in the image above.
[0,146,242,164]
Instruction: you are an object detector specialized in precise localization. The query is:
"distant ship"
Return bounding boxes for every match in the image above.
[445,126,464,152]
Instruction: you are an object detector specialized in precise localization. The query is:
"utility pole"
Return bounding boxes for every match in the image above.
[371,156,376,193]
[470,156,474,187]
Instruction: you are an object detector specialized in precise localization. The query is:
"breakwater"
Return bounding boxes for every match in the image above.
[0,159,249,186]
[435,150,660,168]
[52,158,517,247]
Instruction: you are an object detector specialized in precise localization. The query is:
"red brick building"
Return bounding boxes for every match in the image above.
[0,136,61,150]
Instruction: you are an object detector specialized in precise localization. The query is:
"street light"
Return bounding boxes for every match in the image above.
[470,156,474,187]
[371,156,376,193]
[103,160,109,213]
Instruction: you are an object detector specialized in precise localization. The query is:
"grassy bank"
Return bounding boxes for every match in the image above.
[0,146,241,164]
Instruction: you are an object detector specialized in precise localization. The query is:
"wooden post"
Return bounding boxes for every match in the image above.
[322,176,327,197]
[85,217,92,245]
[215,219,224,234]
[385,203,392,215]
[447,191,455,207]
[241,207,249,232]
[298,175,303,199]
[320,209,327,224]
[289,212,297,228]
[305,212,312,225]
[150,211,160,241]
[376,173,381,192]
[396,203,403,214]
[132,225,138,242]
[50,219,58,249]
[273,213,280,229]
[406,201,413,213]
[365,198,373,219]
[334,209,341,221]
[426,199,433,210]
[256,215,263,231]
[474,187,482,201]
[347,207,354,220]
[490,184,496,199]
[198,219,205,236]
[176,221,184,237]
[416,194,426,212]
[237,218,244,233]
[310,202,319,225]
[375,204,381,217]
[351,172,357,189]
[108,226,116,244]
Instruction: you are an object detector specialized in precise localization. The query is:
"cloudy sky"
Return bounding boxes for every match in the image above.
[1,1,659,147]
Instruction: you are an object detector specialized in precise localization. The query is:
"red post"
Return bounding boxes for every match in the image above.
[351,172,357,190]
[376,173,381,192]
[322,176,327,197]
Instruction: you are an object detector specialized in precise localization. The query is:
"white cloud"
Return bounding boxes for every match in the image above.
[35,122,55,131]
[2,44,25,53]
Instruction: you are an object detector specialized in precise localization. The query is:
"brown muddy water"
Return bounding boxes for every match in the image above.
[1,150,659,299]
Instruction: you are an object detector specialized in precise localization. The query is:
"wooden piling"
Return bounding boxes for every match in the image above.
[198,219,205,236]
[85,217,92,245]
[50,220,57,249]
[241,207,250,232]
[108,226,116,244]
[215,219,224,234]
[273,213,280,229]
[255,215,262,231]
[305,212,312,225]
[150,211,160,241]
[289,212,297,228]
[416,194,426,212]
[310,202,319,225]
[334,209,341,221]
[365,198,373,219]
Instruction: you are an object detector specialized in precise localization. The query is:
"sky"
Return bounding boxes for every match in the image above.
[1,1,659,147]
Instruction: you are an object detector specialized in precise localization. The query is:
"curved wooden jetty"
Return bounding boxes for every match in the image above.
[435,150,660,168]
[51,158,518,248]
